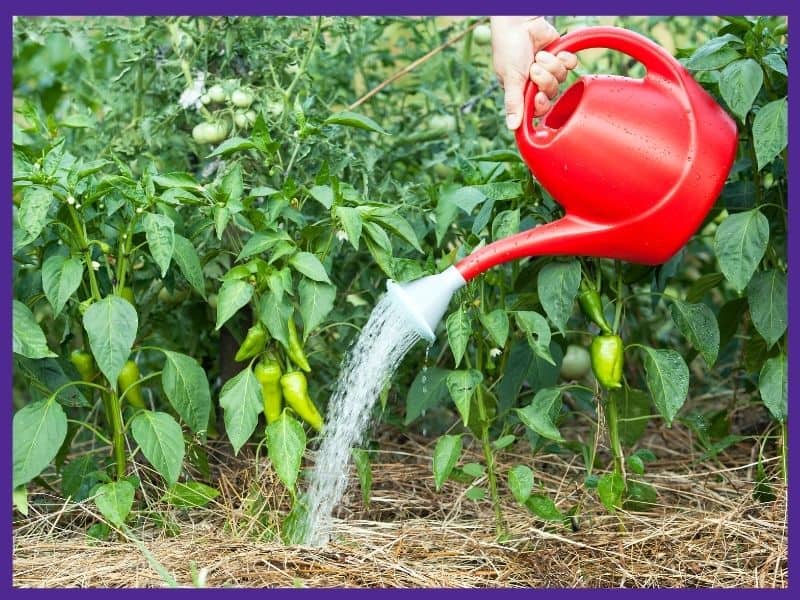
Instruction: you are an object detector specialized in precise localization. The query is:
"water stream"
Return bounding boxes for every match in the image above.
[302,292,422,545]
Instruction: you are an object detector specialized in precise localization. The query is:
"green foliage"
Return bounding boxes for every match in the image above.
[12,15,786,537]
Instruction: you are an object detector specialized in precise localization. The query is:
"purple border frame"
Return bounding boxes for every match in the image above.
[3,0,796,594]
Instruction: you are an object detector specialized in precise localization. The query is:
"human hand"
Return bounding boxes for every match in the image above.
[490,17,578,129]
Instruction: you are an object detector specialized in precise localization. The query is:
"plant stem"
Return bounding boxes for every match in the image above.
[780,421,787,483]
[116,218,136,291]
[284,17,322,104]
[460,22,473,101]
[747,114,763,206]
[68,205,101,301]
[475,384,506,538]
[604,390,626,485]
[106,389,127,480]
[612,262,623,335]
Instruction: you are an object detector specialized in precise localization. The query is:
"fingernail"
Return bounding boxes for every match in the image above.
[536,52,553,64]
[531,64,545,77]
[506,113,520,129]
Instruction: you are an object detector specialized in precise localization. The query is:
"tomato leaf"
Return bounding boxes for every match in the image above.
[325,110,389,135]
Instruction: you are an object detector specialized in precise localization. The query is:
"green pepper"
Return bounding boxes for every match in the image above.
[286,318,311,373]
[280,371,323,432]
[118,360,146,409]
[255,358,283,424]
[590,335,624,390]
[70,349,96,382]
[578,285,612,334]
[235,322,268,362]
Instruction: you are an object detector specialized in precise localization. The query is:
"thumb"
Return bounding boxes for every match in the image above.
[503,73,526,130]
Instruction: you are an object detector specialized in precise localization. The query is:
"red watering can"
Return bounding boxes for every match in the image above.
[389,26,738,342]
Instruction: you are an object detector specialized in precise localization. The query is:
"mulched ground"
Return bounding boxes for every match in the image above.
[13,421,787,588]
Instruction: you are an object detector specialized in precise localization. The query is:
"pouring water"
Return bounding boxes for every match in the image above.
[302,268,466,545]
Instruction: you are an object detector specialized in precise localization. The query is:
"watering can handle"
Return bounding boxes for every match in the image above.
[518,26,687,148]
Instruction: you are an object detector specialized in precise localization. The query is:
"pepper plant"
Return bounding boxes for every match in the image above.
[12,15,787,541]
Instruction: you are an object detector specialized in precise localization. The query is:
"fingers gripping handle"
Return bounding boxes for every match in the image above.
[518,26,686,148]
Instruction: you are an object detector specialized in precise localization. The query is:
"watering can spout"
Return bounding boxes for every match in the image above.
[386,266,466,343]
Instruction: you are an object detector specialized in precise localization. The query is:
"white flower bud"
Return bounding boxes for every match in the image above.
[67,196,76,205]
[489,347,502,358]
[90,261,101,271]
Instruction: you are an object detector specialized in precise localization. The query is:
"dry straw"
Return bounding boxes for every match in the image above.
[14,424,786,588]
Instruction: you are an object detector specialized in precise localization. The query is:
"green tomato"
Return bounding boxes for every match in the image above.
[192,122,211,144]
[231,88,254,108]
[245,110,257,125]
[473,24,491,46]
[234,111,249,129]
[560,344,592,380]
[207,121,229,143]
[208,84,226,103]
[266,100,284,116]
[192,121,229,144]
[200,93,211,105]
[429,114,456,132]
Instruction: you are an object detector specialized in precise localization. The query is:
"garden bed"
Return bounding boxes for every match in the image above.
[14,423,786,589]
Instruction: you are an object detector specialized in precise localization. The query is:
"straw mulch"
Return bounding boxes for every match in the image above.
[13,422,786,588]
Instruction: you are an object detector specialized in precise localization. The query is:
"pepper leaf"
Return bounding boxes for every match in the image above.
[82,295,138,384]
[130,410,185,486]
[445,370,483,426]
[266,411,307,491]
[219,368,262,455]
[537,259,581,334]
[432,434,462,491]
[640,347,689,426]
[13,396,67,488]
[13,300,57,359]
